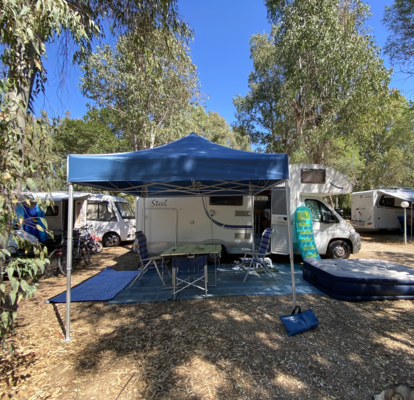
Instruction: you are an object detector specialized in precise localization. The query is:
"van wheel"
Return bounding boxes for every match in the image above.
[103,233,120,247]
[327,240,351,259]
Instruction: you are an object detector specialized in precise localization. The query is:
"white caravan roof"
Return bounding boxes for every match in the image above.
[88,193,130,203]
[29,191,91,201]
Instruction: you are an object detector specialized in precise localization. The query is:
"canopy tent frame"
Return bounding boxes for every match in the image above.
[63,133,297,342]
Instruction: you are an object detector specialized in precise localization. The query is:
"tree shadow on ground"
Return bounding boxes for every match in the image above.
[61,289,414,400]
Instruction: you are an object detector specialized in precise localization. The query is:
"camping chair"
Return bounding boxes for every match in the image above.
[239,227,278,283]
[172,255,208,300]
[128,231,170,288]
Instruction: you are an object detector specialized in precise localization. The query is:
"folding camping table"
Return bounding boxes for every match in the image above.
[161,244,221,286]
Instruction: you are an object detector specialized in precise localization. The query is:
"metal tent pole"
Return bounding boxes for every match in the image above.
[64,184,74,342]
[251,192,255,245]
[143,196,146,234]
[285,181,296,308]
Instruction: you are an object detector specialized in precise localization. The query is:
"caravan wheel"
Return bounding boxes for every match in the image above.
[327,240,351,259]
[103,233,120,247]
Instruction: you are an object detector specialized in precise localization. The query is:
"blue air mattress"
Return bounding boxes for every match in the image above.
[303,258,414,301]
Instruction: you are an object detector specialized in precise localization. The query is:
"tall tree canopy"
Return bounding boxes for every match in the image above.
[234,0,392,166]
[383,0,414,78]
[81,29,202,150]
[183,106,251,150]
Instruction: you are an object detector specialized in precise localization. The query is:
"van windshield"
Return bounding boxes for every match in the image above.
[115,202,135,219]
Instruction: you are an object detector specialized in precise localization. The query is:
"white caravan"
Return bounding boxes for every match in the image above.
[86,194,136,246]
[25,192,135,246]
[351,189,414,230]
[135,164,361,259]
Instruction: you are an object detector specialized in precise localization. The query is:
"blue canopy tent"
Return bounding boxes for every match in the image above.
[64,133,296,341]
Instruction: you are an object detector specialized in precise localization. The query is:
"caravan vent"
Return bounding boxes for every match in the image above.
[234,233,251,240]
[235,210,251,217]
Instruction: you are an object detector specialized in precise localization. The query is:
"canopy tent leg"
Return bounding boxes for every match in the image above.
[251,193,254,247]
[64,184,74,342]
[285,181,296,308]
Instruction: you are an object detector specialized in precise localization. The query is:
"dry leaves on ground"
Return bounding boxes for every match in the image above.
[1,231,414,400]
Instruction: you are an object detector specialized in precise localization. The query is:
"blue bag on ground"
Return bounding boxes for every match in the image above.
[280,306,319,337]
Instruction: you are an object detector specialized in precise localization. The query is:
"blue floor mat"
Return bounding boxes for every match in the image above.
[108,263,323,304]
[47,267,139,303]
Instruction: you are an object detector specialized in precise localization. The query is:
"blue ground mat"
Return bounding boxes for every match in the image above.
[46,267,139,303]
[108,263,323,304]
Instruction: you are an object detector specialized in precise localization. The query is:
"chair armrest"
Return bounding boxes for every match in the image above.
[141,256,161,262]
[241,248,254,252]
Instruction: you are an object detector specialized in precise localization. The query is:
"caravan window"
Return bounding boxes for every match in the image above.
[115,202,135,219]
[87,202,117,221]
[209,196,243,206]
[45,206,59,216]
[305,199,333,222]
[301,169,326,184]
[378,196,396,208]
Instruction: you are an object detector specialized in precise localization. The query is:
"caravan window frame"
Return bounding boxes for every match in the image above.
[377,195,404,209]
[87,201,117,221]
[209,196,243,206]
[301,169,326,184]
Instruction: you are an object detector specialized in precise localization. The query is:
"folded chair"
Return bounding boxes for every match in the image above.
[128,231,169,288]
[239,227,278,283]
[172,255,208,300]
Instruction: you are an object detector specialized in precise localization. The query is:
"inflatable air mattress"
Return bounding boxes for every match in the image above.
[303,258,414,301]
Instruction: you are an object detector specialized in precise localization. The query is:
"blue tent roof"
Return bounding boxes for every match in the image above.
[67,133,289,197]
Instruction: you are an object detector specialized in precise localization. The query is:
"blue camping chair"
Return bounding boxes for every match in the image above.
[172,255,208,300]
[128,231,169,288]
[239,228,278,283]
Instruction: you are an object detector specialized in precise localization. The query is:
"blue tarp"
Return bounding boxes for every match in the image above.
[47,267,139,303]
[67,133,289,197]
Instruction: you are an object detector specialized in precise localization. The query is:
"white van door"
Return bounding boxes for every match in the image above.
[271,188,289,254]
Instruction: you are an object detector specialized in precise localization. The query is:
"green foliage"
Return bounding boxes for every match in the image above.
[184,106,251,150]
[234,0,392,168]
[383,0,414,77]
[81,28,202,150]
[356,93,414,189]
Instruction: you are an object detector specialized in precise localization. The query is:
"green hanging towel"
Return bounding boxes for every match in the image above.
[295,206,320,260]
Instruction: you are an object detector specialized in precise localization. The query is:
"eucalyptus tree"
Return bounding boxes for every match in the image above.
[234,0,392,166]
[383,0,414,78]
[0,0,188,350]
[357,93,414,190]
[81,29,202,150]
[184,106,251,150]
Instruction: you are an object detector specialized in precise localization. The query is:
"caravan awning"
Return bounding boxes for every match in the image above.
[67,133,289,197]
[378,189,414,203]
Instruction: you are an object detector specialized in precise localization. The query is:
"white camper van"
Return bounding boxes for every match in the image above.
[86,194,136,246]
[351,189,414,230]
[136,164,361,259]
[26,192,135,246]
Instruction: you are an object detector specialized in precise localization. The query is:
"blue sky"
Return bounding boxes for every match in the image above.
[36,0,413,125]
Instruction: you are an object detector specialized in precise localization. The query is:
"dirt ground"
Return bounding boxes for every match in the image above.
[1,231,414,400]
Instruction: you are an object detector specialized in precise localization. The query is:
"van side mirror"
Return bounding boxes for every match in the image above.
[321,211,337,223]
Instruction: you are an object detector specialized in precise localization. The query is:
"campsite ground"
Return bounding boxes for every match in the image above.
[1,231,414,400]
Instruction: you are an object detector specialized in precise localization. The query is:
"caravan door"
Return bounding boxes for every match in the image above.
[271,188,289,254]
